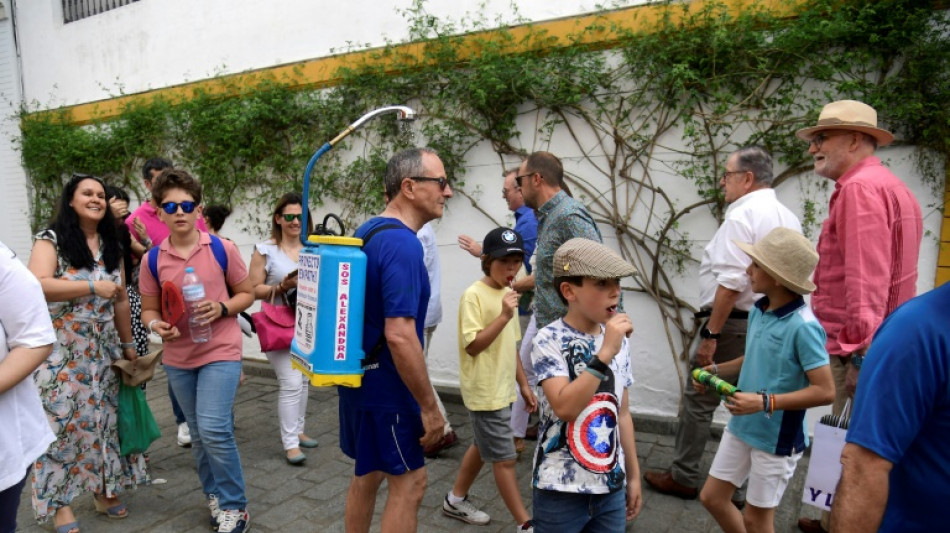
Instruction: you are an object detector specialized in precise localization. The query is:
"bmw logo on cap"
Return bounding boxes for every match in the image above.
[502,230,517,243]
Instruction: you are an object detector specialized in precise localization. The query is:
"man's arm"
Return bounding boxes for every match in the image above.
[385,316,443,447]
[696,285,740,366]
[830,443,892,533]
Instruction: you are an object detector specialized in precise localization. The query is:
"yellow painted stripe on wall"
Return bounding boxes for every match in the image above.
[31,0,800,126]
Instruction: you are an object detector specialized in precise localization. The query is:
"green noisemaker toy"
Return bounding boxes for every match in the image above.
[691,368,739,398]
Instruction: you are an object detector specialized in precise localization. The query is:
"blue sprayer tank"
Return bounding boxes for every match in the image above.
[291,235,366,387]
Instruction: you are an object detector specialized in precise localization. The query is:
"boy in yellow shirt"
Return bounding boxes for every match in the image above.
[442,228,537,531]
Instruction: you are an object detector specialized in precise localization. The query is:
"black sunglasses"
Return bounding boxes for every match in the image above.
[514,172,535,187]
[161,201,197,214]
[282,214,303,222]
[408,176,449,190]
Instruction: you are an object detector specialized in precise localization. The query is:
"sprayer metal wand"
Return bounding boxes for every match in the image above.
[299,106,416,245]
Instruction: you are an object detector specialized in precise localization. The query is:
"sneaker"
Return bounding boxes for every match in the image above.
[216,509,250,533]
[178,422,192,447]
[517,519,534,532]
[442,494,490,525]
[207,495,221,529]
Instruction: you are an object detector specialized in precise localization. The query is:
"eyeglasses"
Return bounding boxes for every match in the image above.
[514,172,536,188]
[501,187,518,198]
[408,176,449,190]
[282,214,303,222]
[721,170,747,180]
[160,201,197,214]
[809,131,853,150]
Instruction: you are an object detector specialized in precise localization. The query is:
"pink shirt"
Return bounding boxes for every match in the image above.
[126,201,208,244]
[811,157,922,356]
[139,232,248,368]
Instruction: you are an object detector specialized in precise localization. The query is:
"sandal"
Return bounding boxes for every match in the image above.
[54,521,80,533]
[93,496,129,519]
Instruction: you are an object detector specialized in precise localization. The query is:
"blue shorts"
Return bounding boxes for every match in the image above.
[339,402,425,477]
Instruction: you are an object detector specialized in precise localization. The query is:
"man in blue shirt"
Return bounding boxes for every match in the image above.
[458,169,538,272]
[339,147,454,533]
[830,282,950,533]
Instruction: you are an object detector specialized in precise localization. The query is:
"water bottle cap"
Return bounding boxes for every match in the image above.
[185,267,195,273]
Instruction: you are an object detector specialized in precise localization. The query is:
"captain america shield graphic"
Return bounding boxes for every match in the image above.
[567,392,619,473]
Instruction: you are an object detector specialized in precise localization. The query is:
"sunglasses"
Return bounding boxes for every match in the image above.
[408,176,449,190]
[160,201,197,214]
[282,214,303,222]
[514,172,536,187]
[809,131,853,150]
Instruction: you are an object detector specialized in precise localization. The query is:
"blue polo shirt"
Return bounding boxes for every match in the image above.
[728,296,829,456]
[513,205,538,272]
[847,283,950,533]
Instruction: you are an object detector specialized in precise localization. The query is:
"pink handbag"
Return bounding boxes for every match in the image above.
[251,290,295,352]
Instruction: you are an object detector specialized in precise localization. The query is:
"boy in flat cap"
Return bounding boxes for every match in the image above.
[697,227,834,533]
[529,238,642,532]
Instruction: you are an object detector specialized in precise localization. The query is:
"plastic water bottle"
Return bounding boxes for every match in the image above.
[182,267,212,343]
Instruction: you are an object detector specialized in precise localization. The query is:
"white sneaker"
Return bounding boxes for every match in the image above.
[208,494,221,529]
[442,493,491,525]
[216,509,250,533]
[177,422,192,447]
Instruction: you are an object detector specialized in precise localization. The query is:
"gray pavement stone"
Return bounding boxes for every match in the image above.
[15,364,809,532]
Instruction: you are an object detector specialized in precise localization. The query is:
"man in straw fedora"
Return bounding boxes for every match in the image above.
[644,146,801,504]
[696,227,834,533]
[794,99,922,533]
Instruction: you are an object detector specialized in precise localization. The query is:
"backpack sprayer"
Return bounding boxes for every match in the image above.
[290,107,416,387]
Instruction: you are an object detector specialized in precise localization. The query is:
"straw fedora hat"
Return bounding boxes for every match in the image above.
[733,228,818,295]
[112,348,163,387]
[796,100,894,147]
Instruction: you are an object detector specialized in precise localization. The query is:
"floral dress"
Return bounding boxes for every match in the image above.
[30,230,148,521]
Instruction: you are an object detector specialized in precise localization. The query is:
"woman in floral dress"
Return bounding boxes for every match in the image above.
[27,174,148,533]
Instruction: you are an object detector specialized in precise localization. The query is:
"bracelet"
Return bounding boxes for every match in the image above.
[219,302,229,317]
[711,363,719,375]
[119,341,135,349]
[584,366,607,381]
[147,319,160,334]
[760,391,769,414]
[587,357,609,374]
[769,394,776,416]
[88,280,95,295]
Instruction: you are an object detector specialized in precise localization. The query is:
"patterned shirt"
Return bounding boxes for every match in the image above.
[534,191,602,328]
[531,319,633,494]
[811,157,922,356]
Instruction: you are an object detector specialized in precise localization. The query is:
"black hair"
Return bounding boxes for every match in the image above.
[553,276,585,305]
[142,157,172,180]
[480,253,525,276]
[203,205,232,232]
[105,185,130,203]
[50,173,122,273]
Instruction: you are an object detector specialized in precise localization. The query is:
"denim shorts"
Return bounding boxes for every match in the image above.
[470,406,517,463]
[531,487,626,533]
[340,404,425,477]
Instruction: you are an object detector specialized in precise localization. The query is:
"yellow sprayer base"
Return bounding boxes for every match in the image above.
[292,357,362,388]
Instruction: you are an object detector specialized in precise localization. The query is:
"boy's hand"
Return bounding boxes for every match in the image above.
[600,313,633,363]
[501,290,519,320]
[519,383,538,413]
[724,391,762,415]
[626,477,643,520]
[133,217,148,244]
[690,364,716,394]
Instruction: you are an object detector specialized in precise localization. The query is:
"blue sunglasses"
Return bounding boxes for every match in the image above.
[160,201,197,214]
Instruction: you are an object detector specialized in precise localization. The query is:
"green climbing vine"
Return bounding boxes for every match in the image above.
[17,0,950,391]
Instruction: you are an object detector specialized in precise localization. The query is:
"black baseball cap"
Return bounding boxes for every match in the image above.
[482,227,525,259]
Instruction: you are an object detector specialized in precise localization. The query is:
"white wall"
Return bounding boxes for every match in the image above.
[0,10,33,259]
[2,0,944,420]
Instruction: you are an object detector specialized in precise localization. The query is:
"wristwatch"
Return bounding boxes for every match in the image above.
[851,354,864,369]
[219,302,229,317]
[700,327,721,340]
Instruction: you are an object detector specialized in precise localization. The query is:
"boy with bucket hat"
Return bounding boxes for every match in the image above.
[529,238,642,531]
[697,227,835,533]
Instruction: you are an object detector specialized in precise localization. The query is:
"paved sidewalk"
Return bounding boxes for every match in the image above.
[16,363,818,532]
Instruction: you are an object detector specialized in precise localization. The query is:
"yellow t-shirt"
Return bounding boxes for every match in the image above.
[457,280,523,411]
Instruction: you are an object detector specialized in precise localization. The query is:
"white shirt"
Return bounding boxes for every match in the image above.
[418,223,442,328]
[698,188,801,311]
[0,242,56,492]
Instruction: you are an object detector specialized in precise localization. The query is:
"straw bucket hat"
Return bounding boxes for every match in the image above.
[796,100,894,147]
[733,228,818,295]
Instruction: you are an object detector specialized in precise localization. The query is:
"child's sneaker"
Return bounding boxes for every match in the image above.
[517,519,534,532]
[442,493,490,525]
[207,494,221,529]
[216,509,250,533]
